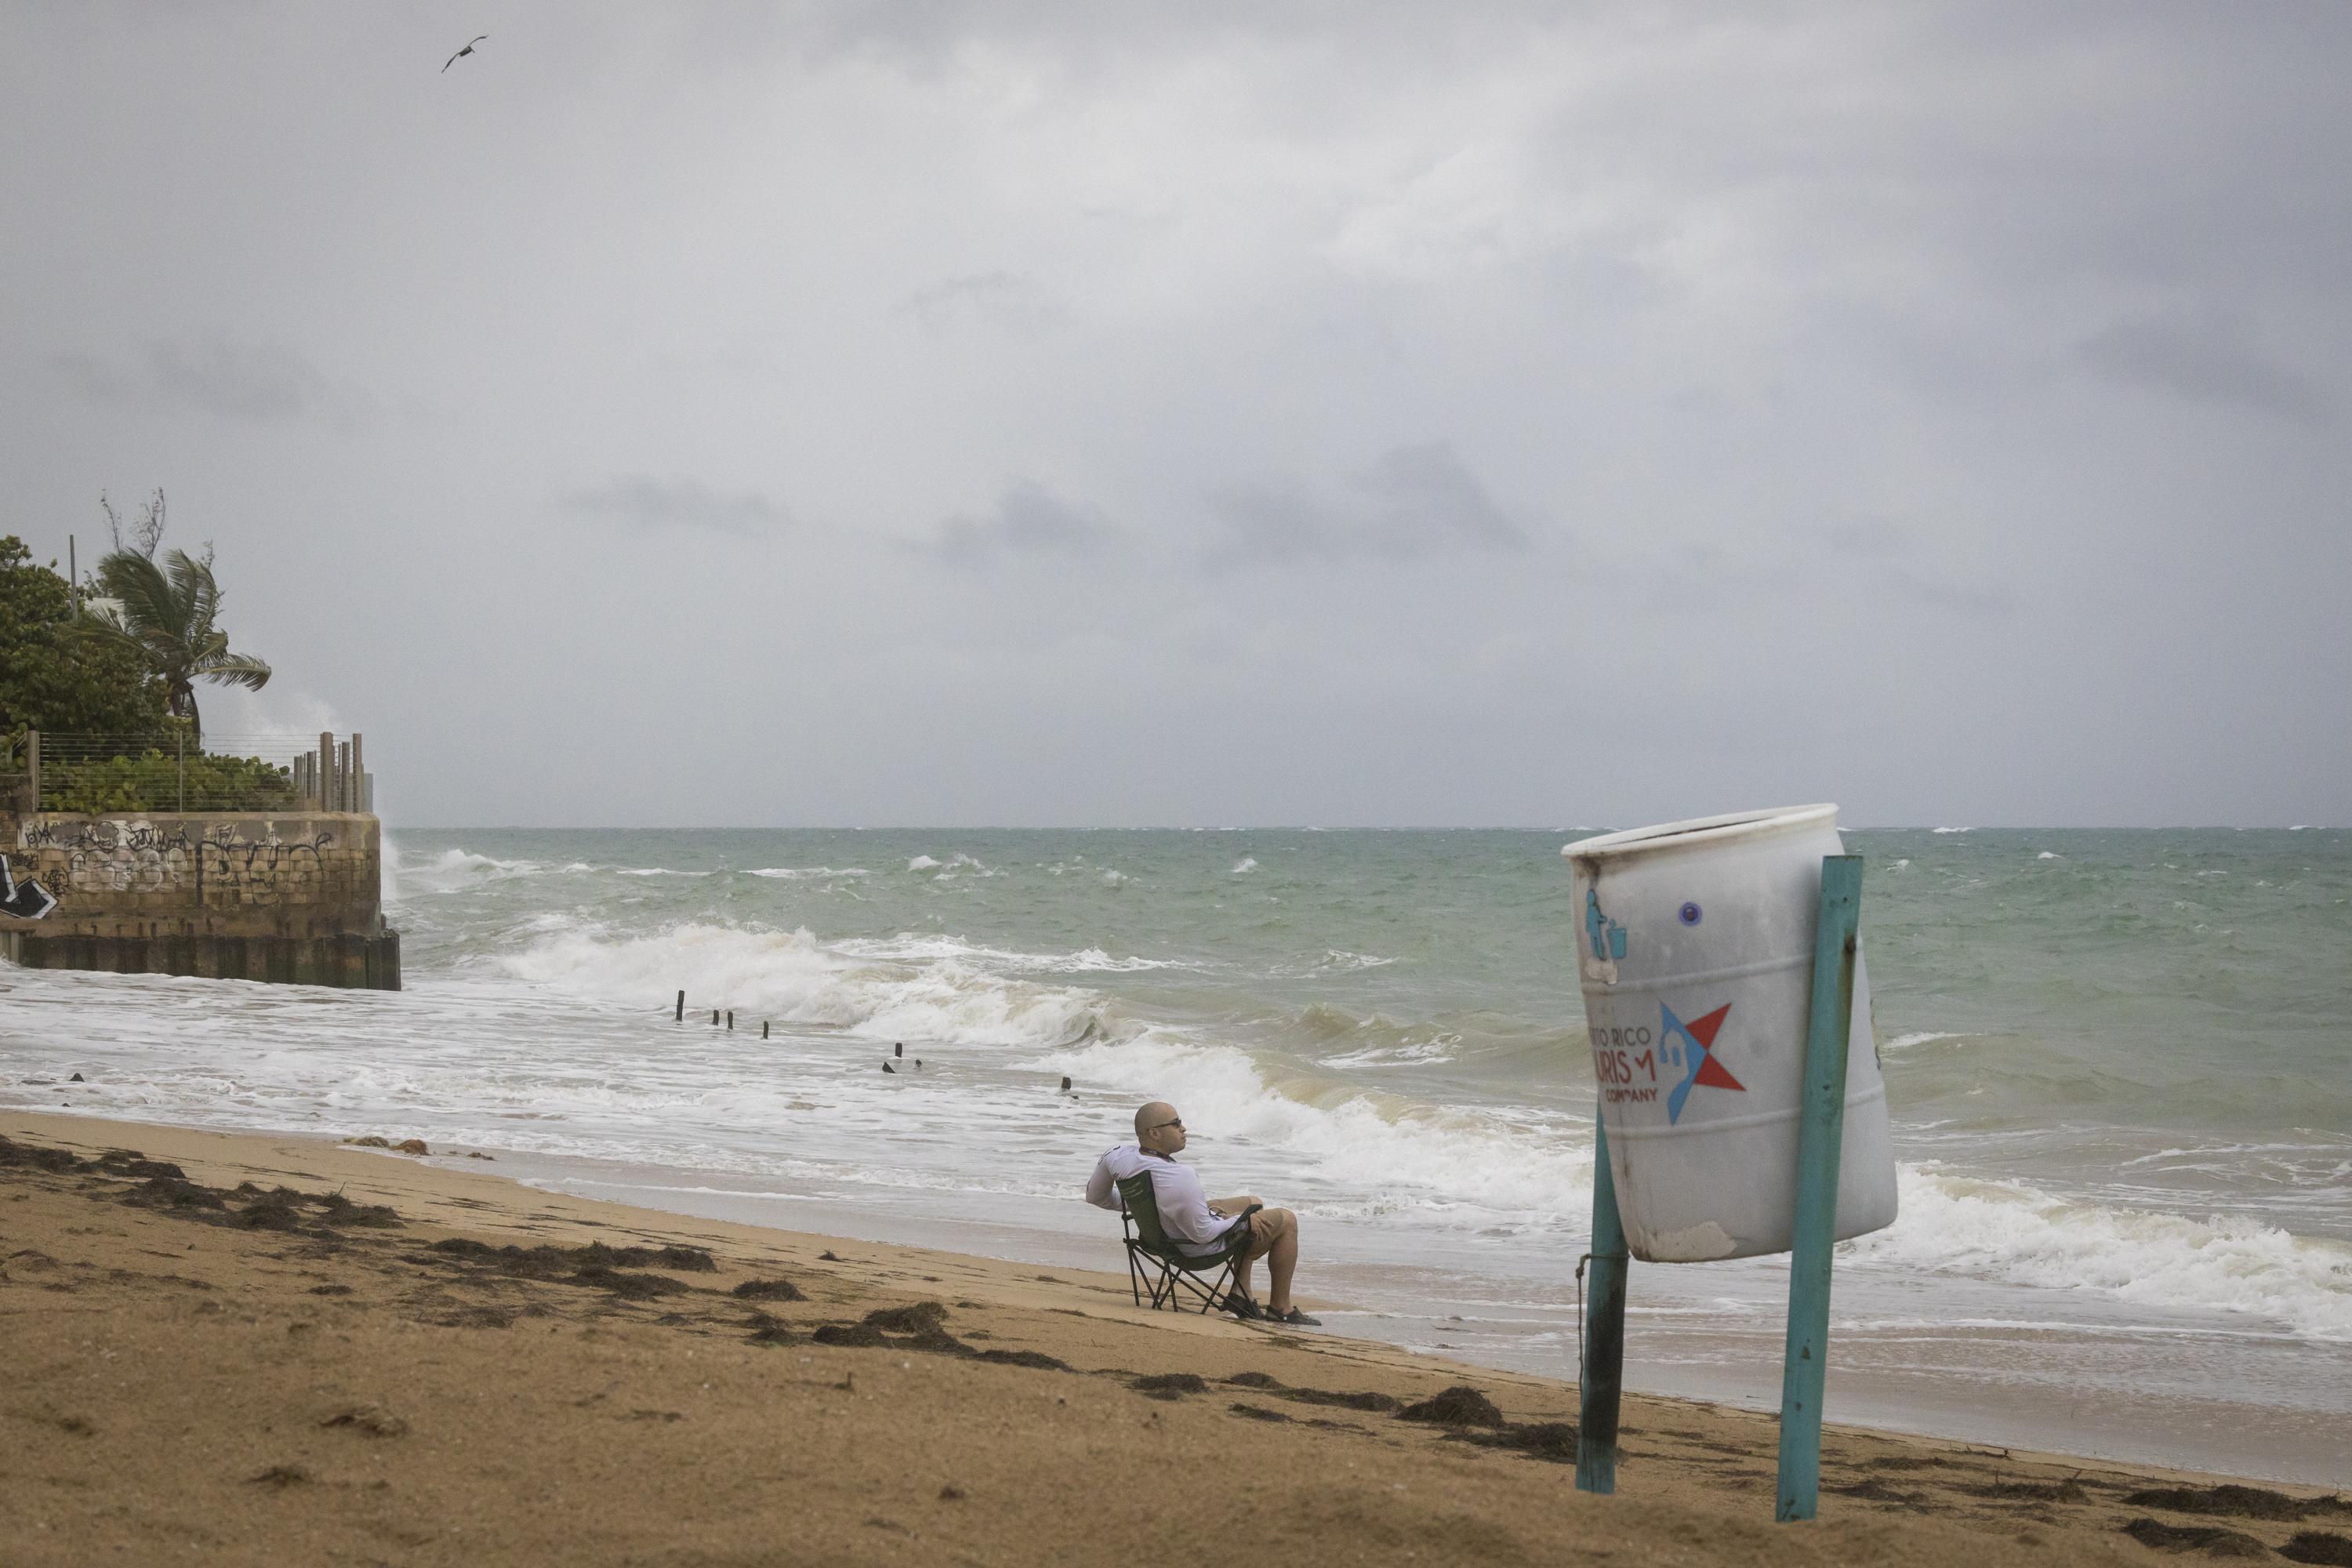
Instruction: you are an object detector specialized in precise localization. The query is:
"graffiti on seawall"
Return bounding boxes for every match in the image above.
[15,818,340,901]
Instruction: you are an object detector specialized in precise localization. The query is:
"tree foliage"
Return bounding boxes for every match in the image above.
[92,542,271,745]
[0,535,169,742]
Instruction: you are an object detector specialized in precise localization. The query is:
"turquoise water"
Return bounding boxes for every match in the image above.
[7,825,2347,1479]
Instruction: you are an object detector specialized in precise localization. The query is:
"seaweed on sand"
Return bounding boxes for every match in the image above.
[2125,1486,2352,1523]
[863,1301,949,1333]
[1133,1373,1208,1399]
[732,1278,806,1301]
[2121,1519,2268,1558]
[1396,1386,1504,1428]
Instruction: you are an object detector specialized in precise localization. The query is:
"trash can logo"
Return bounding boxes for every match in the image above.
[1660,1001,1743,1124]
[1584,890,1628,962]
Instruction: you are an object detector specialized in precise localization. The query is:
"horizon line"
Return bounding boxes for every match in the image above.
[380,822,2335,834]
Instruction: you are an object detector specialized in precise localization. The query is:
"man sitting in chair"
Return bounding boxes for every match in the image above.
[1083,1100,1319,1326]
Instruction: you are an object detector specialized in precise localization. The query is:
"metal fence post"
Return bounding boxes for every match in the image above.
[1576,1110,1630,1495]
[318,731,333,811]
[351,733,365,814]
[1775,854,1865,1522]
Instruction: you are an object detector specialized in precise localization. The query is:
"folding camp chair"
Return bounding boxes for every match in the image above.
[1115,1171,1261,1315]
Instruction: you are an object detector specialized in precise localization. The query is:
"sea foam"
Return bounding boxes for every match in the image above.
[497,921,1105,1048]
[744,866,870,880]
[397,848,550,890]
[1857,1167,2352,1342]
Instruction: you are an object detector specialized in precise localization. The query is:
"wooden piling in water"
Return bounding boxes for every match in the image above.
[727,1011,734,1031]
[1775,855,1865,1523]
[761,1021,769,1040]
[676,990,684,1022]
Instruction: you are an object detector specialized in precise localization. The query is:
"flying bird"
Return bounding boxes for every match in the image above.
[442,35,488,72]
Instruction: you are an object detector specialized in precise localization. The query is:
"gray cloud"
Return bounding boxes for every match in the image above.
[1818,518,1909,559]
[2,4,2347,826]
[923,481,1117,565]
[1207,443,1527,568]
[45,351,141,404]
[563,476,789,535]
[48,341,367,427]
[1813,521,2009,618]
[1877,566,2013,620]
[148,342,332,421]
[900,271,1062,336]
[2076,314,2328,426]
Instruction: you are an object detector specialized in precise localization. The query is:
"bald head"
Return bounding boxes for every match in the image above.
[1134,1101,1186,1155]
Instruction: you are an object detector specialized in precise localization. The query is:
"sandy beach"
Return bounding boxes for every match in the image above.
[5,1112,2345,1566]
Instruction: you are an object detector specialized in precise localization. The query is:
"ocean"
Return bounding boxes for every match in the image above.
[5,826,2347,1483]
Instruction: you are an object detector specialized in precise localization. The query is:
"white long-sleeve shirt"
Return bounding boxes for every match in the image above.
[1085,1142,1240,1257]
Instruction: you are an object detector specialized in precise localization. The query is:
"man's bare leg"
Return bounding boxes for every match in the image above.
[1223,1207,1299,1315]
[1209,1195,1264,1304]
[1257,1208,1300,1315]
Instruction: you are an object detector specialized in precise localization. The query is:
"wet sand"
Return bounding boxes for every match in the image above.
[5,1111,2346,1567]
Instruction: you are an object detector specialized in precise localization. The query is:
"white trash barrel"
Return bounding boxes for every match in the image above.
[1564,804,1897,1262]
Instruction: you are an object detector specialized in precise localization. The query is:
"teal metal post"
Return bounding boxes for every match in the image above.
[1776,855,1865,1522]
[1576,1110,1630,1494]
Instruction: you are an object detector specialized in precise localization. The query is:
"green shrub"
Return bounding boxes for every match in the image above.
[41,747,299,814]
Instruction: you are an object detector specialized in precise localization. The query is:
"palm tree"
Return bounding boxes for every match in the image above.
[92,548,271,746]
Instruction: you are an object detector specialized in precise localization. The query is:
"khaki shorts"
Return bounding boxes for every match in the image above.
[1207,1196,1294,1261]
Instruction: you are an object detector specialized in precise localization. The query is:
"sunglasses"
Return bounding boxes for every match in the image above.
[1147,1117,1184,1131]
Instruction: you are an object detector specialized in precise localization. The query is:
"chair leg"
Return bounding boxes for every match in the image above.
[1184,1265,1215,1313]
[1200,1258,1238,1314]
[1162,1258,1233,1315]
[1129,1250,1251,1316]
[1123,1221,1145,1309]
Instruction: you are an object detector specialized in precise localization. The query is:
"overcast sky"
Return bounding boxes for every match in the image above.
[5,3,2347,827]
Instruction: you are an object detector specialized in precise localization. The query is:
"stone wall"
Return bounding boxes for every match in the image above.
[0,810,398,989]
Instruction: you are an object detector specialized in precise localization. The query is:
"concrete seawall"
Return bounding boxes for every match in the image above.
[0,810,399,989]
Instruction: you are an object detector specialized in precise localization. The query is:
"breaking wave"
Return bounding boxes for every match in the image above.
[1859,1167,2352,1342]
[1883,1031,1965,1051]
[497,921,1108,1048]
[395,848,551,891]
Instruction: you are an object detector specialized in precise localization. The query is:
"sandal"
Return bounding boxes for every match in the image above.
[1272,1307,1322,1327]
[1223,1294,1265,1321]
